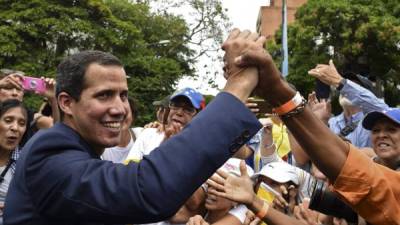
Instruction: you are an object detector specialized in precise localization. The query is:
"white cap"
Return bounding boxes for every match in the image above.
[220,158,254,177]
[251,162,299,185]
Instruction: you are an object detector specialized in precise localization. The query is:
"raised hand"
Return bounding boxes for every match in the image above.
[308,60,343,87]
[186,215,209,225]
[0,73,23,90]
[222,29,266,102]
[206,160,255,206]
[307,92,331,124]
[40,77,56,99]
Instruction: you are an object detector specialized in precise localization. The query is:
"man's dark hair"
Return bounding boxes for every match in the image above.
[56,50,123,101]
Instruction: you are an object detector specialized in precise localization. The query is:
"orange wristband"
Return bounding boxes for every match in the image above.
[272,92,303,115]
[256,201,269,219]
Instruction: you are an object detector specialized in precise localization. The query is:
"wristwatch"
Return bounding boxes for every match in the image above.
[336,78,347,91]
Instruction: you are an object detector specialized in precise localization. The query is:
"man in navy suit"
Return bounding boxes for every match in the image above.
[4,30,268,224]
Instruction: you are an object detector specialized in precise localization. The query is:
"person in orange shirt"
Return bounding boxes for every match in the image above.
[208,28,400,225]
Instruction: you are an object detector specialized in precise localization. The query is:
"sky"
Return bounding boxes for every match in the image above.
[176,0,270,95]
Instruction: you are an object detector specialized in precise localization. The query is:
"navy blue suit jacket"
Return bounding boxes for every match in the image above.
[4,92,261,225]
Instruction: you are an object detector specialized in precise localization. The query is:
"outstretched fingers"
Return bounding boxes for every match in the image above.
[206,186,227,198]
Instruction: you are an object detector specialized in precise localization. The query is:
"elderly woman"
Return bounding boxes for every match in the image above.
[0,99,27,224]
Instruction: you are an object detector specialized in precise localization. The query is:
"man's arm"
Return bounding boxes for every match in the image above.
[227,33,347,181]
[27,93,262,223]
[308,60,389,114]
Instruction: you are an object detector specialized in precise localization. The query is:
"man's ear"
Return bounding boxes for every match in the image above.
[57,92,75,117]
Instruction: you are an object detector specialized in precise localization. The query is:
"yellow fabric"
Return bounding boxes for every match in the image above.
[124,158,141,165]
[272,121,290,158]
[256,186,274,225]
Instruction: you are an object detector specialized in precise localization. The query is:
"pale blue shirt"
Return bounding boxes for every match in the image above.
[328,80,389,148]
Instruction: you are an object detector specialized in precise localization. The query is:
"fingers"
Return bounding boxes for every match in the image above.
[247,32,260,42]
[215,168,229,179]
[255,35,267,47]
[238,30,251,39]
[239,160,248,177]
[329,59,335,68]
[245,99,260,113]
[208,171,227,186]
[279,185,288,195]
[227,28,241,40]
[206,177,225,192]
[186,215,208,225]
[206,187,226,198]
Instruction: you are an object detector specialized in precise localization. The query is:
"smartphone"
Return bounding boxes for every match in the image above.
[248,98,272,115]
[22,76,46,94]
[315,80,330,100]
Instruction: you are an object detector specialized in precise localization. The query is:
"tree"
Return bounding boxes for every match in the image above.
[0,0,229,124]
[268,0,400,106]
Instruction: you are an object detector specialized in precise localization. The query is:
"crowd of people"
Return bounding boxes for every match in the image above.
[0,28,397,225]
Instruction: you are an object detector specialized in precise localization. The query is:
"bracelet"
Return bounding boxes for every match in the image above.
[272,92,303,116]
[256,201,269,219]
[263,142,275,149]
[279,98,307,120]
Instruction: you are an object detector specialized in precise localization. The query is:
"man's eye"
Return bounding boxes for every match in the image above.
[98,92,112,99]
[120,93,128,101]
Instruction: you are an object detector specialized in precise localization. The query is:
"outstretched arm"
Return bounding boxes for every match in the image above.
[224,30,347,181]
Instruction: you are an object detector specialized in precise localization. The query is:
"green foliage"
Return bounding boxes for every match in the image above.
[0,0,228,125]
[268,0,400,105]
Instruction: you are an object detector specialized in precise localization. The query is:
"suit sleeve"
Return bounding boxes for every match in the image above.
[26,92,262,224]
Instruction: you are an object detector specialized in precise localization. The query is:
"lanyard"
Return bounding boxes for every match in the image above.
[0,159,14,184]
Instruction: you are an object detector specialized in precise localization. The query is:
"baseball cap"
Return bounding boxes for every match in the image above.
[152,95,170,107]
[362,108,400,130]
[251,162,299,185]
[170,87,205,110]
[220,158,254,177]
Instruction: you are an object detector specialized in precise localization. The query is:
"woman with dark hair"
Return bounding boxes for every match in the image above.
[0,99,27,224]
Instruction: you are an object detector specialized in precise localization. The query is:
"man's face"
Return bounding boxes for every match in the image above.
[371,117,400,163]
[0,86,24,102]
[166,96,197,127]
[65,63,129,153]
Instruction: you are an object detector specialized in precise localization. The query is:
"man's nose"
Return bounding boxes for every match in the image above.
[109,97,127,116]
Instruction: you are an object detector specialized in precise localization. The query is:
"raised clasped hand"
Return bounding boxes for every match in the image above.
[221,29,267,102]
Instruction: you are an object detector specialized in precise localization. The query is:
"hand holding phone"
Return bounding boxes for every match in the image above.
[22,76,46,94]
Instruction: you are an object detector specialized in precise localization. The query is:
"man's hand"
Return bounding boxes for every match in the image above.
[0,73,23,90]
[229,31,295,106]
[186,215,209,225]
[308,92,331,124]
[164,122,183,140]
[293,199,320,225]
[40,77,56,99]
[245,98,260,114]
[207,160,256,206]
[222,29,266,102]
[308,60,343,87]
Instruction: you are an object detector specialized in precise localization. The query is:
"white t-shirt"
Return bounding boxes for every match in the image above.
[102,127,143,163]
[228,204,248,224]
[203,204,248,224]
[125,128,165,163]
